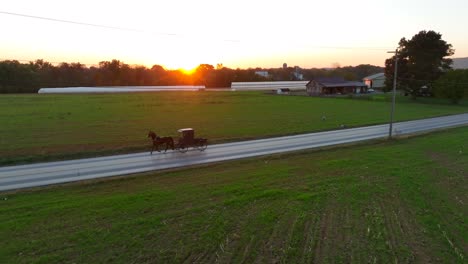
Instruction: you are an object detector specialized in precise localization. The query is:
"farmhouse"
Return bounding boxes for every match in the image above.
[363,73,385,90]
[306,77,367,95]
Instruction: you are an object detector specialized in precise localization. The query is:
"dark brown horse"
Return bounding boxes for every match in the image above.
[148,131,174,154]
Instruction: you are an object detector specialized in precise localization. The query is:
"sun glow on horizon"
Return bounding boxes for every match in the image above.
[160,60,200,74]
[179,66,197,74]
[153,46,217,73]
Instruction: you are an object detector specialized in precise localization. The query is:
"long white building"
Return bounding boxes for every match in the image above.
[38,86,205,93]
[230,81,308,91]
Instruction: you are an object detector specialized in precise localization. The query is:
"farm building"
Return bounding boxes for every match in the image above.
[254,71,270,78]
[231,81,308,91]
[362,73,385,90]
[306,77,367,95]
[38,86,205,93]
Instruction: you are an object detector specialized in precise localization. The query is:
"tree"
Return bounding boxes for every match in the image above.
[384,56,409,93]
[150,65,167,85]
[385,30,454,99]
[193,64,214,85]
[433,69,468,104]
[343,64,384,79]
[211,67,235,87]
[0,60,38,93]
[95,60,130,86]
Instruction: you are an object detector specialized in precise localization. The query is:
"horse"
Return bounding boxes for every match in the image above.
[148,131,174,154]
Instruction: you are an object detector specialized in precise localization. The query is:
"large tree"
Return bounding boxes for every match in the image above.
[385,30,454,98]
[193,64,215,85]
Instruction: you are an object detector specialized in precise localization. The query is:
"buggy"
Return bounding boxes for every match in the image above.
[176,128,208,153]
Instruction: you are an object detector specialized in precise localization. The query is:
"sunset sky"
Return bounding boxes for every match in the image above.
[1,0,468,70]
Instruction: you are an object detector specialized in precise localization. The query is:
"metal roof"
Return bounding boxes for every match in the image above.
[178,128,194,132]
[319,81,367,88]
[307,78,367,87]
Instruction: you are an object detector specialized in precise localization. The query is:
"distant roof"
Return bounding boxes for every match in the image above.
[453,57,468,69]
[362,73,385,80]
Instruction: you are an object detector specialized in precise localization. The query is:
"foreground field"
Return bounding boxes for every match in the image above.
[1,92,467,165]
[1,127,466,263]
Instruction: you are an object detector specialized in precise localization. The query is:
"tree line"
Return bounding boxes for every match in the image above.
[385,30,468,103]
[0,59,383,93]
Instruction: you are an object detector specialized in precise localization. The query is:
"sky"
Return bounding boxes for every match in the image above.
[1,0,468,70]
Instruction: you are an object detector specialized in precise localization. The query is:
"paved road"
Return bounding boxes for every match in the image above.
[1,113,467,192]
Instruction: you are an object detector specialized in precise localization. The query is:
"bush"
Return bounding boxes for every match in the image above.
[434,69,468,104]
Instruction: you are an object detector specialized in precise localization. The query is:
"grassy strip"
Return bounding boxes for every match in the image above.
[0,127,466,263]
[1,92,467,165]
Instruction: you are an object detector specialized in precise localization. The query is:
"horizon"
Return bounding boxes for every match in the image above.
[2,56,468,72]
[0,57,389,71]
[2,0,468,70]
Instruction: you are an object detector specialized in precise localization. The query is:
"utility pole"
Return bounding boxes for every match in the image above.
[387,49,398,139]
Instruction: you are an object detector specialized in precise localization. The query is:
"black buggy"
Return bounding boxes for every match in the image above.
[176,128,208,153]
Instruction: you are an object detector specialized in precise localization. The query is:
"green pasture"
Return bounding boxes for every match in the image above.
[0,91,467,164]
[1,127,466,263]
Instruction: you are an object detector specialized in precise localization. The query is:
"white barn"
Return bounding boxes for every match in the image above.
[362,73,385,90]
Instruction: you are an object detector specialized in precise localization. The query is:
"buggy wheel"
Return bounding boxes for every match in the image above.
[197,141,207,151]
[178,145,188,153]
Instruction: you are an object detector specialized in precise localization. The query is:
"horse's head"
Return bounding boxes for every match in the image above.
[148,131,157,140]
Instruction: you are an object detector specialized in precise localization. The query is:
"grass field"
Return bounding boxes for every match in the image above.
[0,127,466,263]
[0,92,467,165]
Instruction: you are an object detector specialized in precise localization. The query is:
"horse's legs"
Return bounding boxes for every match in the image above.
[151,142,161,154]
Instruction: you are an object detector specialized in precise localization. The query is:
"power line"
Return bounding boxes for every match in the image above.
[0,10,240,43]
[0,10,398,49]
[0,11,175,36]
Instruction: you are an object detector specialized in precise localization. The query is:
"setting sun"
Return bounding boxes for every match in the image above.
[159,53,201,73]
[179,67,197,74]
